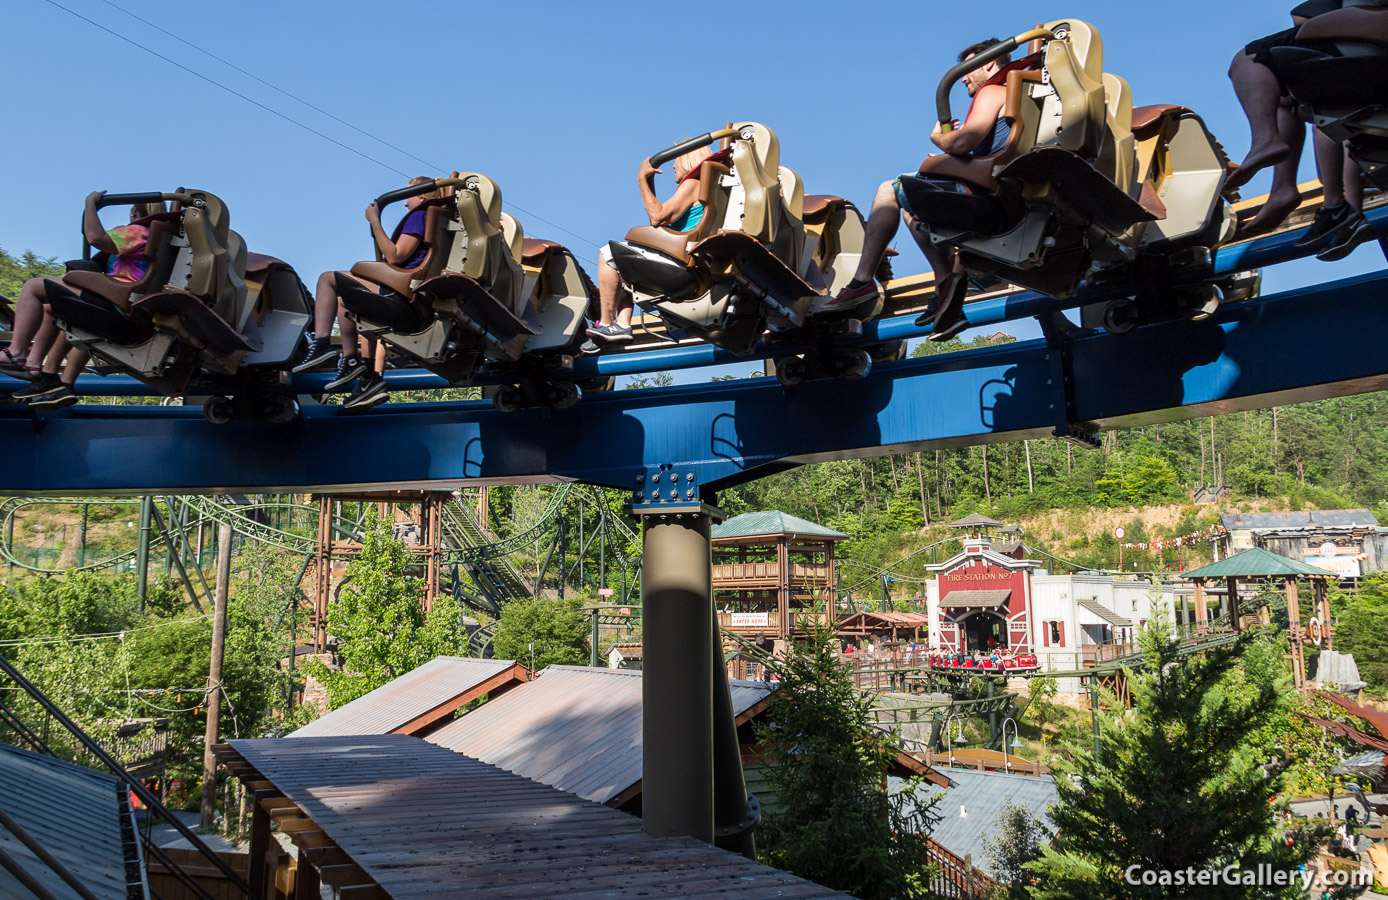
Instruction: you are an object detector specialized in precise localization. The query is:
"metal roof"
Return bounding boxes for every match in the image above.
[1182,547,1335,580]
[950,513,1006,528]
[940,589,1012,609]
[291,656,528,738]
[0,743,133,900]
[838,611,932,629]
[892,766,1057,879]
[425,665,772,805]
[224,734,849,898]
[1221,509,1381,530]
[711,510,848,541]
[1077,598,1133,627]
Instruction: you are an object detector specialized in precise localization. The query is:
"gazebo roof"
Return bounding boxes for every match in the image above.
[711,511,848,542]
[1183,547,1332,580]
[950,513,1005,529]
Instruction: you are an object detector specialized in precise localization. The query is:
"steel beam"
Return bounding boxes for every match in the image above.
[0,270,1385,495]
[639,508,715,844]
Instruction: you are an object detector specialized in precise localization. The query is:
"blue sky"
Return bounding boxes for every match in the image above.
[4,0,1382,381]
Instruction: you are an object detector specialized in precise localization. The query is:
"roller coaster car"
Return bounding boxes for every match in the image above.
[335,173,594,410]
[43,190,310,419]
[900,21,1242,335]
[607,122,881,372]
[1269,3,1388,187]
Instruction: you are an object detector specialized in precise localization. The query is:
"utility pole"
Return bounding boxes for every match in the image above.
[200,524,232,830]
[136,496,153,611]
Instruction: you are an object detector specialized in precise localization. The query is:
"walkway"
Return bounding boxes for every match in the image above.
[218,733,850,899]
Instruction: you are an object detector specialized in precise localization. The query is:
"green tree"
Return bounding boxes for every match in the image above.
[1331,571,1388,692]
[306,512,467,708]
[491,596,590,670]
[985,801,1048,900]
[754,626,937,899]
[1028,613,1330,899]
[0,245,63,298]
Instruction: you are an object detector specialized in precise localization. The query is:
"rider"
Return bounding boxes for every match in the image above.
[581,148,713,354]
[1227,0,1383,246]
[822,39,1012,342]
[4,192,167,409]
[294,176,442,409]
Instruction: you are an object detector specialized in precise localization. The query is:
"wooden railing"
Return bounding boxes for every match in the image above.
[711,562,832,583]
[924,837,995,899]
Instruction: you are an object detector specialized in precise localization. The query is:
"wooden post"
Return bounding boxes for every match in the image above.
[295,848,320,900]
[248,798,270,899]
[1193,580,1208,636]
[1227,576,1241,632]
[1286,579,1306,689]
[777,537,789,642]
[1317,579,1333,650]
[199,524,232,830]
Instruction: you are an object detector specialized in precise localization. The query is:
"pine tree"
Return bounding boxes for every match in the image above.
[754,626,938,899]
[1028,614,1331,899]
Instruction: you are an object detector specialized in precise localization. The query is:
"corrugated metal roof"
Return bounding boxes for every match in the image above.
[941,589,1012,609]
[711,510,848,541]
[0,744,131,900]
[1221,509,1381,530]
[1077,598,1133,627]
[892,766,1057,879]
[839,611,932,627]
[1183,547,1334,579]
[224,734,850,898]
[425,665,772,805]
[292,656,526,738]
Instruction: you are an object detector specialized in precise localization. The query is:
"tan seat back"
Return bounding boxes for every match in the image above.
[1100,73,1137,195]
[725,121,804,274]
[442,172,526,317]
[1035,19,1107,157]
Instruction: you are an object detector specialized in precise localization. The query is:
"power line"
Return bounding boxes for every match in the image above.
[41,0,411,178]
[0,614,214,648]
[48,0,603,252]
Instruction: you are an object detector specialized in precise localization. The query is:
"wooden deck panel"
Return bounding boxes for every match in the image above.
[223,734,849,898]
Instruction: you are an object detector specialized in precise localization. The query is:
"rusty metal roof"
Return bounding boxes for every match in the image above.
[222,734,849,898]
[0,743,133,900]
[838,611,933,627]
[1077,598,1133,628]
[291,656,528,738]
[425,665,771,805]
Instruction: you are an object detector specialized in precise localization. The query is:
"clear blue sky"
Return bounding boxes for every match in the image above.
[3,0,1382,381]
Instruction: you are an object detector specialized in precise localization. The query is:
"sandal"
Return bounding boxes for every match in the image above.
[0,348,29,378]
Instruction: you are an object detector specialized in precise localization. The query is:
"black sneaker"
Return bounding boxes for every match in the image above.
[343,374,388,410]
[325,355,367,391]
[11,373,62,400]
[1295,204,1353,249]
[1317,209,1378,262]
[27,384,78,411]
[292,336,337,373]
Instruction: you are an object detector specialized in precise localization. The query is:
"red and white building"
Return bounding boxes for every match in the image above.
[925,515,1178,693]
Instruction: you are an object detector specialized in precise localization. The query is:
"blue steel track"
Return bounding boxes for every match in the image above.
[1,218,1385,497]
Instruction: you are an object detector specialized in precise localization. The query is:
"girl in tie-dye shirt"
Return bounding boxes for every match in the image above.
[2,193,165,379]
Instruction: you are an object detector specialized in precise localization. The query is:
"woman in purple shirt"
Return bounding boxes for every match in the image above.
[295,176,439,401]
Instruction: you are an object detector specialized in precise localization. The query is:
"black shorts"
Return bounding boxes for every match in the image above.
[1244,26,1301,93]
